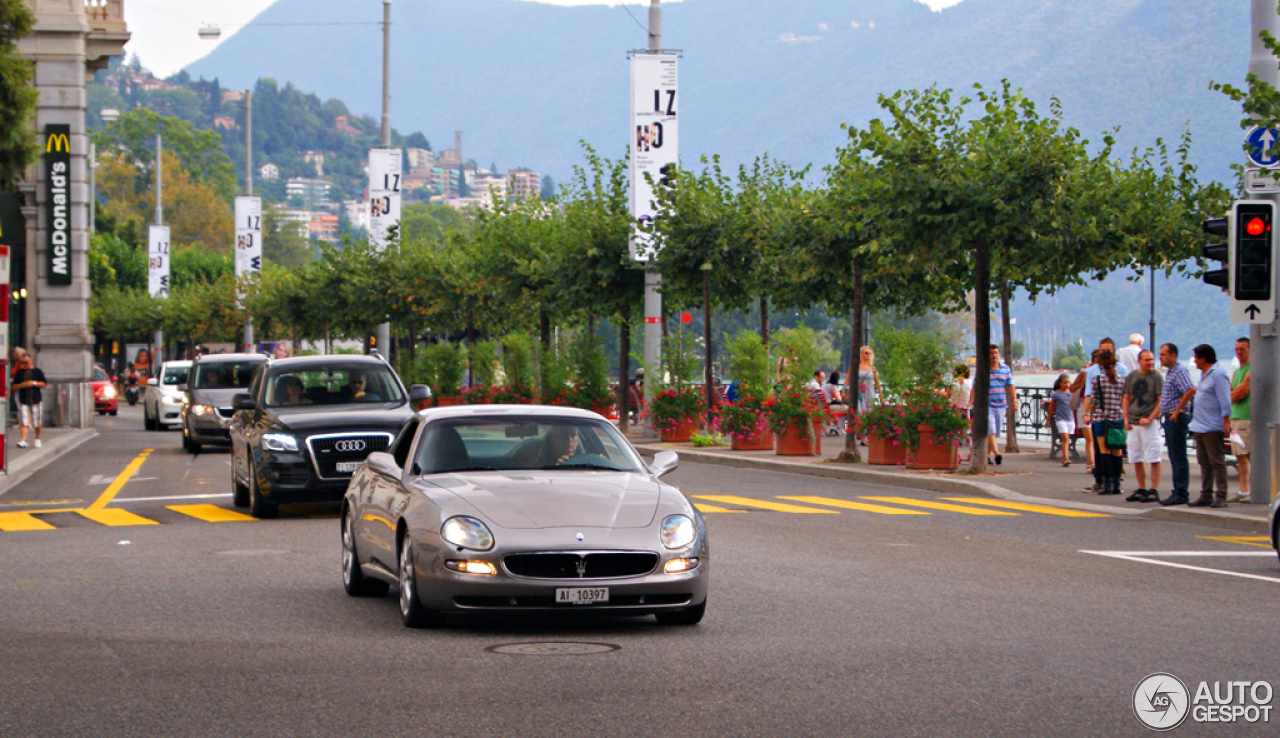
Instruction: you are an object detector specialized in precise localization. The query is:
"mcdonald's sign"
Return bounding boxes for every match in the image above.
[43,124,71,286]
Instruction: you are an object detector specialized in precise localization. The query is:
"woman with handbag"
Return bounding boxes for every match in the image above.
[1083,350,1126,495]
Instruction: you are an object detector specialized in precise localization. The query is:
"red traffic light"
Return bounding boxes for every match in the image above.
[1247,217,1269,236]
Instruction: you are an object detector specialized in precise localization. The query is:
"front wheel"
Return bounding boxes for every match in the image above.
[247,460,278,519]
[144,408,156,431]
[126,392,138,406]
[655,598,706,626]
[399,538,442,628]
[231,452,249,508]
[343,512,389,597]
[109,409,117,416]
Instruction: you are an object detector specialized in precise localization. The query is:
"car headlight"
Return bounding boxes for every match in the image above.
[441,516,495,551]
[262,433,299,452]
[660,514,696,550]
[190,404,216,416]
[102,385,117,399]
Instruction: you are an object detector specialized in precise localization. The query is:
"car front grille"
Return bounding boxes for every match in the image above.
[215,407,234,419]
[503,552,659,580]
[454,593,689,609]
[305,433,394,480]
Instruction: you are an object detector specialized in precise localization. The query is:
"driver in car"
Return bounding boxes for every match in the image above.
[544,425,581,466]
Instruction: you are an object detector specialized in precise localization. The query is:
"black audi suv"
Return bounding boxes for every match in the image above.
[229,354,425,518]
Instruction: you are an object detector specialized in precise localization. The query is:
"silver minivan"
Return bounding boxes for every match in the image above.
[182,353,266,453]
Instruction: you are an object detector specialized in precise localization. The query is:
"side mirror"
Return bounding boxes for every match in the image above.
[146,378,158,386]
[410,384,432,410]
[232,393,256,412]
[650,450,679,477]
[366,451,401,478]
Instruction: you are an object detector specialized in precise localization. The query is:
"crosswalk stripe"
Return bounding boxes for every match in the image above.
[168,504,257,523]
[692,495,837,514]
[77,508,160,527]
[779,496,931,515]
[940,498,1111,518]
[859,497,1020,516]
[693,503,748,514]
[0,512,56,531]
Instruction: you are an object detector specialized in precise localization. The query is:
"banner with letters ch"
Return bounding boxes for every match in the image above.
[148,225,170,299]
[629,53,679,262]
[234,196,262,305]
[368,148,402,251]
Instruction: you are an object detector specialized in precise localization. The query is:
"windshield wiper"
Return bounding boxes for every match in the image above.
[540,463,619,471]
[437,465,499,473]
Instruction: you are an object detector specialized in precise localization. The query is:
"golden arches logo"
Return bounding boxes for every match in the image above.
[45,134,70,153]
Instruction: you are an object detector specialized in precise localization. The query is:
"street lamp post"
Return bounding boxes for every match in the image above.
[375,0,392,359]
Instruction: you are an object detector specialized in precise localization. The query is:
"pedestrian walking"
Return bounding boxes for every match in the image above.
[1121,349,1164,502]
[856,347,881,414]
[950,364,974,463]
[1049,374,1075,467]
[987,344,1016,466]
[1069,352,1096,474]
[1084,339,1129,491]
[13,353,46,449]
[1157,343,1195,506]
[1084,350,1126,494]
[1228,337,1251,503]
[1116,333,1144,374]
[1187,344,1232,508]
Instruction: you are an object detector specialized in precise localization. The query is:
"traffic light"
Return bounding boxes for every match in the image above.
[1202,216,1229,290]
[1234,202,1272,302]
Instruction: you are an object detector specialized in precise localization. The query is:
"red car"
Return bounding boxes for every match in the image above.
[91,364,118,416]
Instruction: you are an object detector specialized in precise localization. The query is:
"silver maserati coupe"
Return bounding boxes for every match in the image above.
[340,405,710,628]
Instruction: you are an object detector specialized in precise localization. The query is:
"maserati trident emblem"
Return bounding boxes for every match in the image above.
[576,532,585,542]
[575,557,588,578]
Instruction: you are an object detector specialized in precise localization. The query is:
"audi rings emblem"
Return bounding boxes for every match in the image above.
[334,440,367,452]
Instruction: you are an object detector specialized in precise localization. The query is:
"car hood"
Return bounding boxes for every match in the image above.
[190,388,249,407]
[425,471,660,530]
[268,405,411,434]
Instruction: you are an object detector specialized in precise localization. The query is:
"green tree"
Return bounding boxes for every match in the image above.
[0,0,37,187]
[93,108,238,199]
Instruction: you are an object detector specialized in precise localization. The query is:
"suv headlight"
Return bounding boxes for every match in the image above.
[660,515,696,550]
[190,404,216,416]
[441,516,495,551]
[262,433,299,452]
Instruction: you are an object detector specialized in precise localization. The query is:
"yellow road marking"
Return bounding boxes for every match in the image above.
[0,512,56,531]
[779,496,931,515]
[89,450,153,511]
[941,498,1110,518]
[859,497,1019,516]
[692,495,836,514]
[169,504,256,523]
[1197,535,1274,549]
[77,509,159,527]
[0,499,82,507]
[692,503,748,514]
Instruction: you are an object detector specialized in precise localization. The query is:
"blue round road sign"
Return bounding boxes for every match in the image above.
[1246,126,1280,167]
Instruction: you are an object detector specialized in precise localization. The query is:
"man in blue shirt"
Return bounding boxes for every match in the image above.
[987,344,1016,466]
[1187,344,1233,508]
[1157,343,1197,506]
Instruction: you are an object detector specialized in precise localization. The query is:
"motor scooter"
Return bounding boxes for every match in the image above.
[125,372,140,406]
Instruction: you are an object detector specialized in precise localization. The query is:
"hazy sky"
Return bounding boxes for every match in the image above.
[125,0,966,78]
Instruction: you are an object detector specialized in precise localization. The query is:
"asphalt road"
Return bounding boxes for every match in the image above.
[2,404,1279,737]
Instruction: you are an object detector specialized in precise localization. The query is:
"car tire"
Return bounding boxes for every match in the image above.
[343,511,389,597]
[399,537,443,628]
[655,598,706,626]
[109,410,117,416]
[247,459,278,519]
[184,426,202,454]
[231,454,249,508]
[144,408,156,431]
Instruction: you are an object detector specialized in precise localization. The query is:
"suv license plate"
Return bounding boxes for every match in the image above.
[556,587,609,605]
[335,462,361,473]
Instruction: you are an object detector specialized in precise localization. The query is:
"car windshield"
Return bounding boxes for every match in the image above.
[91,366,109,382]
[162,366,189,386]
[413,417,646,475]
[263,363,405,408]
[193,361,261,390]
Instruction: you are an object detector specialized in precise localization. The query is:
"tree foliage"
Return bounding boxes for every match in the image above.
[0,0,37,188]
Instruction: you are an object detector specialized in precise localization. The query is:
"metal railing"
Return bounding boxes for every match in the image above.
[84,0,126,30]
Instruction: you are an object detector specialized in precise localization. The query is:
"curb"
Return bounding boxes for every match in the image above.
[0,428,99,498]
[634,443,1273,534]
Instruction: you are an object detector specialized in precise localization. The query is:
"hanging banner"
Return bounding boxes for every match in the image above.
[629,53,679,262]
[44,124,73,286]
[368,148,402,251]
[148,225,170,298]
[234,195,262,306]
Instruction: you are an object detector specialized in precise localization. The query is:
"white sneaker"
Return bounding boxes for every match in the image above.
[34,439,41,449]
[16,440,27,448]
[1227,492,1250,504]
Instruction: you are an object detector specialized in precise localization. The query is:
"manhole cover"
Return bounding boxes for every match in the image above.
[487,642,621,656]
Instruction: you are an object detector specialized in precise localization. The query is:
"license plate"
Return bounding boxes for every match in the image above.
[556,587,609,605]
[335,462,361,473]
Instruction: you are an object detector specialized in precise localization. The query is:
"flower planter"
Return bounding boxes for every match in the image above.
[592,403,614,418]
[906,425,958,470]
[730,434,774,451]
[775,422,819,456]
[866,433,907,466]
[660,417,699,443]
[433,396,461,407]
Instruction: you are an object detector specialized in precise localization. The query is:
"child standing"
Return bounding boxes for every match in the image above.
[1049,374,1075,467]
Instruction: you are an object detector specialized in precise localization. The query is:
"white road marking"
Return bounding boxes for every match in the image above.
[88,475,158,485]
[112,493,233,503]
[1080,550,1280,584]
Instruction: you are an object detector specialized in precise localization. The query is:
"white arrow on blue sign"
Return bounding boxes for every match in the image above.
[1246,126,1280,167]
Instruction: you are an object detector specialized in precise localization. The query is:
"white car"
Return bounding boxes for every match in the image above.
[144,360,191,431]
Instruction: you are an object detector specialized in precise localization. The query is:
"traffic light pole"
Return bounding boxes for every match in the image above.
[1249,0,1279,505]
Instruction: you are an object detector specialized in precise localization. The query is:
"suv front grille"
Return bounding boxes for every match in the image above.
[305,433,394,479]
[503,552,659,579]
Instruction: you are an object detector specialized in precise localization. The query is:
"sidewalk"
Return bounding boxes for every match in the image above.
[0,425,98,497]
[629,430,1275,535]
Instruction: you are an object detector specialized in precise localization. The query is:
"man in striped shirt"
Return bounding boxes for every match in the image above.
[1158,343,1196,506]
[987,344,1016,466]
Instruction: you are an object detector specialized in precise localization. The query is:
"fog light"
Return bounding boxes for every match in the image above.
[445,560,497,576]
[664,557,699,574]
